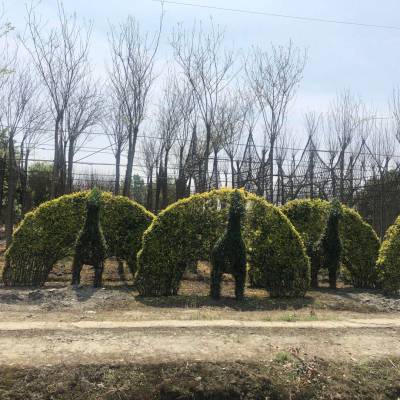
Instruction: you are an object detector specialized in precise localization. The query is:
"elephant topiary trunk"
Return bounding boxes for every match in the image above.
[317,198,343,289]
[71,188,108,288]
[210,190,247,300]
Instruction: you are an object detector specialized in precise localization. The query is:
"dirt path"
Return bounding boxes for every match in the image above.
[1,318,399,367]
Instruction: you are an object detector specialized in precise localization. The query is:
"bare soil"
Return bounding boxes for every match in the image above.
[1,258,400,398]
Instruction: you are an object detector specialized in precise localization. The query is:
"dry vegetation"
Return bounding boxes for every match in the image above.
[1,359,400,400]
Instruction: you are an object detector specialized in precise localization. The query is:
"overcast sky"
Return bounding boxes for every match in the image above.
[5,0,400,173]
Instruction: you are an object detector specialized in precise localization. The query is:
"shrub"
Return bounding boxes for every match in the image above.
[135,189,309,298]
[281,199,380,288]
[2,191,154,286]
[377,216,400,294]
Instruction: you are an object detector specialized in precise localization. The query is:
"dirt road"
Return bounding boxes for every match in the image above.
[1,318,399,367]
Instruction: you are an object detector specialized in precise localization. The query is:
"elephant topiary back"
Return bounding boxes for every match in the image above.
[2,192,154,286]
[135,189,310,298]
[281,199,380,288]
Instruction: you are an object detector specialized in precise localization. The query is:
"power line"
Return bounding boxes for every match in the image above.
[153,0,400,31]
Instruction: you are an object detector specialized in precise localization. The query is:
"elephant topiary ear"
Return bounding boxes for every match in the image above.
[2,192,154,287]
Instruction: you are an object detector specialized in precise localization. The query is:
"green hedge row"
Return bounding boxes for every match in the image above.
[2,192,154,286]
[135,189,310,298]
[280,199,380,288]
[3,190,387,296]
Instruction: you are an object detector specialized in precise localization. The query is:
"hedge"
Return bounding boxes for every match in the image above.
[2,192,154,286]
[377,215,400,294]
[135,189,310,298]
[281,199,380,288]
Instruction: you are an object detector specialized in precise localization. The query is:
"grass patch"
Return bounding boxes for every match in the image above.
[274,351,294,364]
[280,312,298,322]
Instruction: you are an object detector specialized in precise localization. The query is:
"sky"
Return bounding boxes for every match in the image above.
[4,0,400,175]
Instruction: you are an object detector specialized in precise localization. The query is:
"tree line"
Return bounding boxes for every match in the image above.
[1,2,400,246]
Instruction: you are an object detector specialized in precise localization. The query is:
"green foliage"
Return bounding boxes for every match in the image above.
[210,190,247,300]
[377,215,400,294]
[317,199,343,289]
[136,189,310,298]
[281,199,380,288]
[2,191,154,286]
[72,189,108,287]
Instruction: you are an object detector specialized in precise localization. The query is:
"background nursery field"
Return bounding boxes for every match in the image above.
[1,0,400,398]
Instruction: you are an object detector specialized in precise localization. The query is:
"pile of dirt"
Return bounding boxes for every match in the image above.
[1,360,399,400]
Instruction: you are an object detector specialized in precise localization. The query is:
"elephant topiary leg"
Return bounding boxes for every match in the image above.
[234,267,246,301]
[93,262,104,288]
[210,262,223,300]
[311,263,319,288]
[71,258,83,285]
[117,259,126,281]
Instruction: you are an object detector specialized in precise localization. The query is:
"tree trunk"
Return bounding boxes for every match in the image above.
[155,158,163,213]
[123,125,139,198]
[0,153,7,223]
[200,121,212,193]
[161,149,170,209]
[20,149,30,216]
[67,138,75,193]
[230,156,235,188]
[59,134,67,195]
[51,115,62,199]
[5,135,16,248]
[114,146,121,195]
[339,150,345,202]
[212,148,219,190]
[146,168,153,211]
[176,147,186,200]
[309,150,315,199]
[268,141,274,203]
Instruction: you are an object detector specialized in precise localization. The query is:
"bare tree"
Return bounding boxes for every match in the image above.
[174,81,196,199]
[0,65,39,246]
[326,91,364,201]
[220,91,247,187]
[65,77,103,193]
[18,96,48,215]
[157,75,182,208]
[108,14,162,198]
[102,95,128,195]
[275,129,290,204]
[171,20,234,192]
[142,135,160,211]
[246,41,306,201]
[304,111,323,198]
[24,2,91,197]
[365,119,396,238]
[209,103,226,189]
[390,87,400,145]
